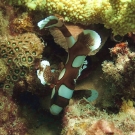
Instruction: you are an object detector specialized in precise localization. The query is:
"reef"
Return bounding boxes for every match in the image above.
[0,0,135,135]
[61,98,135,135]
[0,33,44,95]
[7,0,135,36]
[0,90,28,135]
[102,42,135,99]
[10,12,34,34]
[0,59,8,82]
[0,11,9,36]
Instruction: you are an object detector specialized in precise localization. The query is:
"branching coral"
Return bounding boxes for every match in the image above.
[0,33,44,68]
[7,0,135,36]
[102,42,135,98]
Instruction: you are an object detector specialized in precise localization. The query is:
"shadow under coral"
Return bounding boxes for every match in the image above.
[12,87,62,135]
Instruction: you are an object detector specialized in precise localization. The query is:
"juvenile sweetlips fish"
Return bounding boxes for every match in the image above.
[37,15,101,115]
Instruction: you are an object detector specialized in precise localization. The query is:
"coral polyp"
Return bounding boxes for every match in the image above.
[0,33,45,95]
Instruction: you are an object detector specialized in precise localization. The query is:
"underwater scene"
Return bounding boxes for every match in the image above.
[0,0,135,134]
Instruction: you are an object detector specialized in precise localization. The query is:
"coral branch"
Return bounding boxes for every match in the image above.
[8,0,135,36]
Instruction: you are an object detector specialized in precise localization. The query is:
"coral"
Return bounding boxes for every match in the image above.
[110,42,129,56]
[61,98,135,135]
[8,0,135,36]
[0,33,44,95]
[128,32,135,43]
[0,90,28,135]
[11,12,34,34]
[102,42,135,98]
[0,33,44,68]
[7,0,46,10]
[86,119,122,135]
[0,11,9,36]
[0,59,8,82]
[120,99,135,115]
[0,2,18,36]
[37,60,54,85]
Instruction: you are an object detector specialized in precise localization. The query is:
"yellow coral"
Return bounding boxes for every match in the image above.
[45,0,135,36]
[0,127,8,135]
[120,99,135,115]
[0,59,8,82]
[9,0,135,36]
[12,12,34,34]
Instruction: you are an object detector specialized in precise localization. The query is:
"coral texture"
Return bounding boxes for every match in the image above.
[61,99,135,135]
[11,12,34,34]
[0,59,8,82]
[0,33,44,95]
[7,0,135,36]
[102,42,135,98]
[0,90,28,135]
[0,11,9,36]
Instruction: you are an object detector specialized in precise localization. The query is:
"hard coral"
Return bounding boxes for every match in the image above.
[0,90,28,135]
[110,42,129,56]
[102,42,135,98]
[11,12,34,34]
[120,99,135,115]
[61,98,135,135]
[0,33,44,95]
[8,0,135,35]
[0,59,8,82]
[86,119,122,135]
[0,11,9,36]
